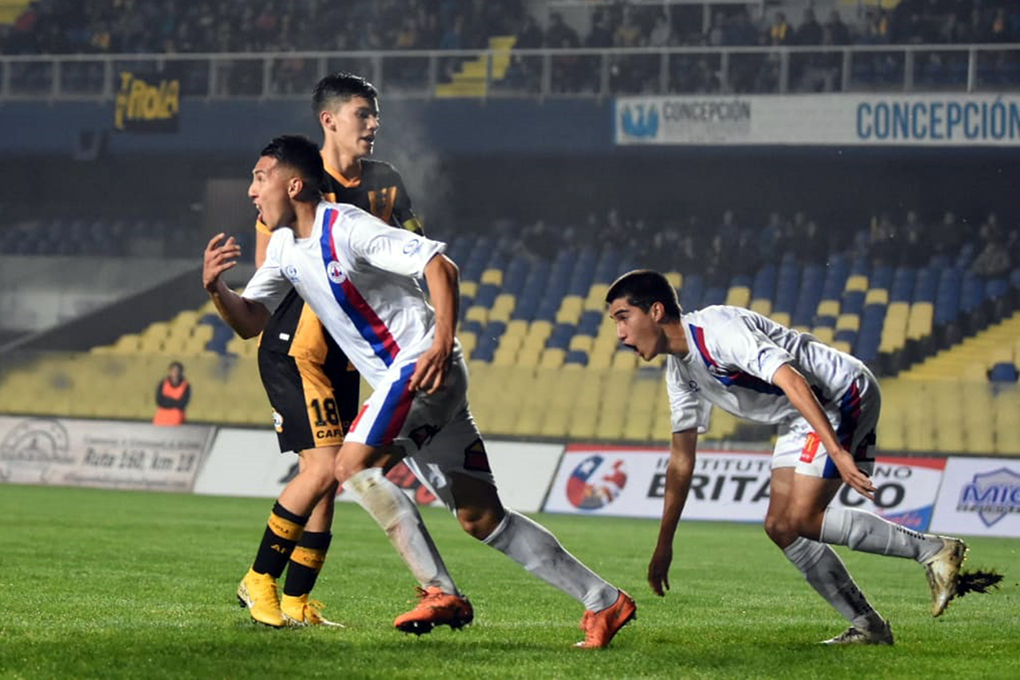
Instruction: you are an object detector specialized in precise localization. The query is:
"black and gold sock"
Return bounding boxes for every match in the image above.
[283,530,332,597]
[251,502,308,579]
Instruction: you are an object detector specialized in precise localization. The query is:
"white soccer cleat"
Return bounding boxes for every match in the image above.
[924,536,968,617]
[821,620,894,646]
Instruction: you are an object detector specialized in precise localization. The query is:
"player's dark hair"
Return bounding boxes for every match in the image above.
[605,269,683,320]
[259,135,324,202]
[312,71,378,115]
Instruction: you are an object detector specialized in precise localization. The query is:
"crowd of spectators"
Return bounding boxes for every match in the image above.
[6,1,1017,57]
[508,206,1019,292]
[2,0,523,54]
[4,1,1019,96]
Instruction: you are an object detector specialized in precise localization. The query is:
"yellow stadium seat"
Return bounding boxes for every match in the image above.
[906,303,934,341]
[816,300,840,317]
[612,350,637,371]
[725,286,751,308]
[845,275,868,292]
[770,312,791,327]
[529,320,553,342]
[191,324,214,343]
[459,331,477,358]
[584,284,610,311]
[812,327,835,345]
[836,314,860,332]
[555,296,584,325]
[750,299,772,317]
[879,302,909,353]
[664,271,683,289]
[833,340,852,354]
[465,306,488,324]
[492,346,518,367]
[865,289,889,306]
[569,335,594,353]
[540,349,566,369]
[488,306,512,323]
[516,346,541,368]
[460,281,478,298]
[481,269,504,286]
[491,293,516,315]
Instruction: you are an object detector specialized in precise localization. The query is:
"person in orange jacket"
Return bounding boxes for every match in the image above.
[153,361,190,426]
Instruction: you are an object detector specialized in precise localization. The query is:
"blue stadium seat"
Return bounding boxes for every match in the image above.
[702,286,726,308]
[890,267,916,303]
[985,278,1010,300]
[546,323,574,349]
[989,362,1019,383]
[840,290,865,316]
[834,328,857,348]
[820,255,849,300]
[578,310,602,336]
[751,263,777,302]
[565,350,589,366]
[960,274,984,313]
[461,319,484,337]
[912,266,937,303]
[475,283,499,309]
[680,274,704,311]
[871,264,893,292]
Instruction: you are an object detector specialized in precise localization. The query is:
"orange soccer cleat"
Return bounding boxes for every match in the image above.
[393,586,474,635]
[576,590,637,649]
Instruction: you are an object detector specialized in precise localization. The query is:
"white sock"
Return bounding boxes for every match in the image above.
[343,467,459,595]
[783,536,882,629]
[821,507,943,562]
[483,510,618,612]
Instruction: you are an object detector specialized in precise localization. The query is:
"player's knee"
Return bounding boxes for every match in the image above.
[304,461,338,497]
[764,514,796,546]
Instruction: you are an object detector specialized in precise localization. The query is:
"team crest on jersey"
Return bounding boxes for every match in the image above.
[272,410,284,433]
[326,261,346,284]
[284,265,299,282]
[402,238,422,255]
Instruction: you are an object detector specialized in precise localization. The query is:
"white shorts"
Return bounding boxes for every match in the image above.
[346,348,495,509]
[772,369,880,479]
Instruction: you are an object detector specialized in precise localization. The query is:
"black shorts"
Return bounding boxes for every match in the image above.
[257,292,361,453]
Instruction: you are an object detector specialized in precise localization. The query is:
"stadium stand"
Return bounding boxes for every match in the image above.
[2,205,1016,454]
[2,1,1019,455]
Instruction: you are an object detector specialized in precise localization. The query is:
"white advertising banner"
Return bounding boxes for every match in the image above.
[615,94,1020,146]
[930,457,1020,538]
[543,445,945,529]
[0,415,213,492]
[194,428,561,513]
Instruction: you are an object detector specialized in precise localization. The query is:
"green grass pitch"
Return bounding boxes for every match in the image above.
[1,485,1017,679]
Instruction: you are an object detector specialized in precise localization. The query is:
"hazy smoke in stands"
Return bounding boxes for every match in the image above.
[374,102,451,238]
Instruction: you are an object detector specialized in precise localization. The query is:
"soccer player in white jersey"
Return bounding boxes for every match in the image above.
[605,269,968,645]
[201,134,636,648]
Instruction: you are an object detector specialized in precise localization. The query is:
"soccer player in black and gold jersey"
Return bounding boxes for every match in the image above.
[237,72,423,628]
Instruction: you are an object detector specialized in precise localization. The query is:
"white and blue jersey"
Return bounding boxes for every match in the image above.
[243,202,495,493]
[244,201,444,389]
[666,305,879,477]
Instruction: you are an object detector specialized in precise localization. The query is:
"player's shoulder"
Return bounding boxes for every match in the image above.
[361,159,404,183]
[266,224,295,253]
[684,304,751,330]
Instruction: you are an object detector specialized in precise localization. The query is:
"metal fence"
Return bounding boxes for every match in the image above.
[1,43,1019,101]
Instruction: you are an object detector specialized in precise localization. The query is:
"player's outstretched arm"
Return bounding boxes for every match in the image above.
[202,233,270,339]
[649,429,698,597]
[771,364,876,500]
[409,253,459,395]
